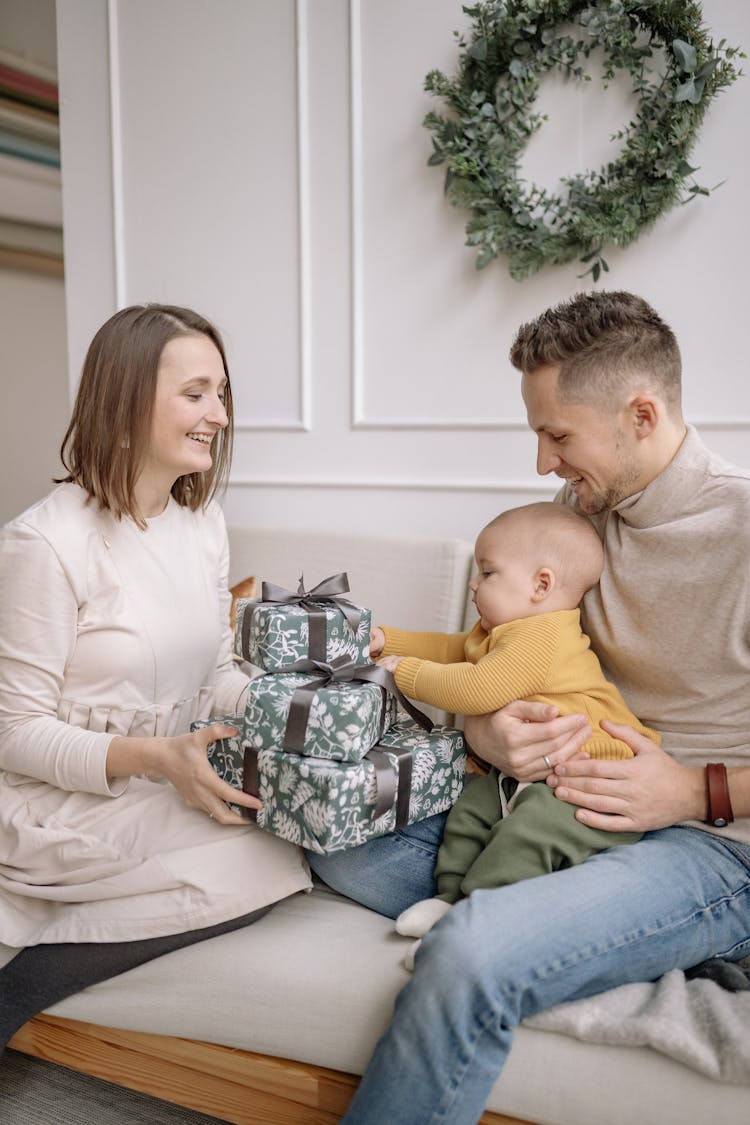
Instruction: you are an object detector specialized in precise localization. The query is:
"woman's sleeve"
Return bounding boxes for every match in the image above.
[211,512,251,716]
[0,523,117,794]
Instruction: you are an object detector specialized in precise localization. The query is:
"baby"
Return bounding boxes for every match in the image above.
[370,502,659,963]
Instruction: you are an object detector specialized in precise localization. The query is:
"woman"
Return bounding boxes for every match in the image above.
[0,304,310,1047]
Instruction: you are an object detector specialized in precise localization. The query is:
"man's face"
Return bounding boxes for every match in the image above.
[521,365,643,515]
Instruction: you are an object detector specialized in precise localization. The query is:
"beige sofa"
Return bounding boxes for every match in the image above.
[7,525,750,1125]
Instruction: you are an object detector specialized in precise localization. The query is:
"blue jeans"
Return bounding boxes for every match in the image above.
[308,812,447,917]
[308,822,750,1125]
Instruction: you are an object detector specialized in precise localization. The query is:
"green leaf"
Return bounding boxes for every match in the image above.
[672,39,698,73]
[475,246,496,270]
[427,150,445,166]
[468,37,487,61]
[673,79,698,103]
[696,57,720,80]
[676,77,706,104]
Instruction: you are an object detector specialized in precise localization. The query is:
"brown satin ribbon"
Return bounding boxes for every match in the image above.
[242,740,414,829]
[367,744,414,825]
[243,573,362,663]
[243,745,260,822]
[281,656,433,753]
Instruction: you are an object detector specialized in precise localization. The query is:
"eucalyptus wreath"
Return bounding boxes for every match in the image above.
[424,0,743,280]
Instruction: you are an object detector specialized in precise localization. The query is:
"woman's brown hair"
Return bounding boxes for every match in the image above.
[58,304,234,525]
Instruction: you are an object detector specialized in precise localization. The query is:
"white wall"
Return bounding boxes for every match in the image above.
[56,0,750,542]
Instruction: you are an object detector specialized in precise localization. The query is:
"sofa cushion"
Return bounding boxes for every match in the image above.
[4,886,747,1125]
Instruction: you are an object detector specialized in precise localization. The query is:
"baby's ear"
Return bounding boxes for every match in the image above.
[531,567,555,603]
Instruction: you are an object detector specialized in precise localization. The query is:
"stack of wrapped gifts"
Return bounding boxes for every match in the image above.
[197,573,466,854]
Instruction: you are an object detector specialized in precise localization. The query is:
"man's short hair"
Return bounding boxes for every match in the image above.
[509,290,682,415]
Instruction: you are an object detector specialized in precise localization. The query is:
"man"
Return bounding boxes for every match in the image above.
[311,291,750,1125]
[471,289,750,834]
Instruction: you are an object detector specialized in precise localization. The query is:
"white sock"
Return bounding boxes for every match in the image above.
[403,939,421,972]
[395,897,452,938]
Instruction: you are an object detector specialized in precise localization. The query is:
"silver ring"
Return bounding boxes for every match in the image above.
[543,754,553,770]
[208,812,214,820]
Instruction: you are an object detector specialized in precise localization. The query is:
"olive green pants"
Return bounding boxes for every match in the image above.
[434,770,642,903]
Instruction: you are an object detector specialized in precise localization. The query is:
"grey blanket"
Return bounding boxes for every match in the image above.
[525,965,750,1084]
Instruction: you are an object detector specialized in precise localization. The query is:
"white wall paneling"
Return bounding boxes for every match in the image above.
[56,0,750,543]
[109,0,309,431]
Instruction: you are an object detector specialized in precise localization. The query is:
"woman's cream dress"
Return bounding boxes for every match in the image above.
[0,484,310,946]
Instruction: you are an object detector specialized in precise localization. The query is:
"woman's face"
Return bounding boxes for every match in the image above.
[137,333,229,506]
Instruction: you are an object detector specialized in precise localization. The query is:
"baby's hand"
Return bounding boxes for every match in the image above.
[378,654,403,673]
[369,626,386,657]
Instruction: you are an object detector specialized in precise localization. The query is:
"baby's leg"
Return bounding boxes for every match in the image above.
[433,773,504,902]
[460,782,642,895]
[396,775,503,941]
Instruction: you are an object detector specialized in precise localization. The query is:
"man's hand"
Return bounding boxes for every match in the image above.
[463,701,591,782]
[548,721,707,832]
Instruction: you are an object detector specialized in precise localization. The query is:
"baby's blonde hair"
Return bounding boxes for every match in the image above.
[483,502,603,604]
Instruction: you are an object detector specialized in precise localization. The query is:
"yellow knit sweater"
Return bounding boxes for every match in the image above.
[383,609,659,760]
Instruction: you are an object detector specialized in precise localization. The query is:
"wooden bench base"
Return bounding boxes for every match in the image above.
[9,1014,530,1125]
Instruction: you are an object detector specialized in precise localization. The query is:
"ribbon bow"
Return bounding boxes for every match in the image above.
[250,573,362,663]
[282,656,433,753]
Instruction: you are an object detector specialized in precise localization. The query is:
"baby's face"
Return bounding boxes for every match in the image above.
[469,526,536,630]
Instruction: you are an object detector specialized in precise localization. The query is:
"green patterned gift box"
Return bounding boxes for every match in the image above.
[242,669,398,762]
[234,573,371,671]
[191,717,245,814]
[199,716,466,854]
[245,718,466,853]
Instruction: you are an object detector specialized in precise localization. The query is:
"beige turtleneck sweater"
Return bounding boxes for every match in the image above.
[558,425,750,846]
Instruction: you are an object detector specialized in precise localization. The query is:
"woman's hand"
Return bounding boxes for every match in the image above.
[108,723,261,826]
[377,654,403,673]
[369,626,386,657]
[463,701,591,781]
[548,721,707,832]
